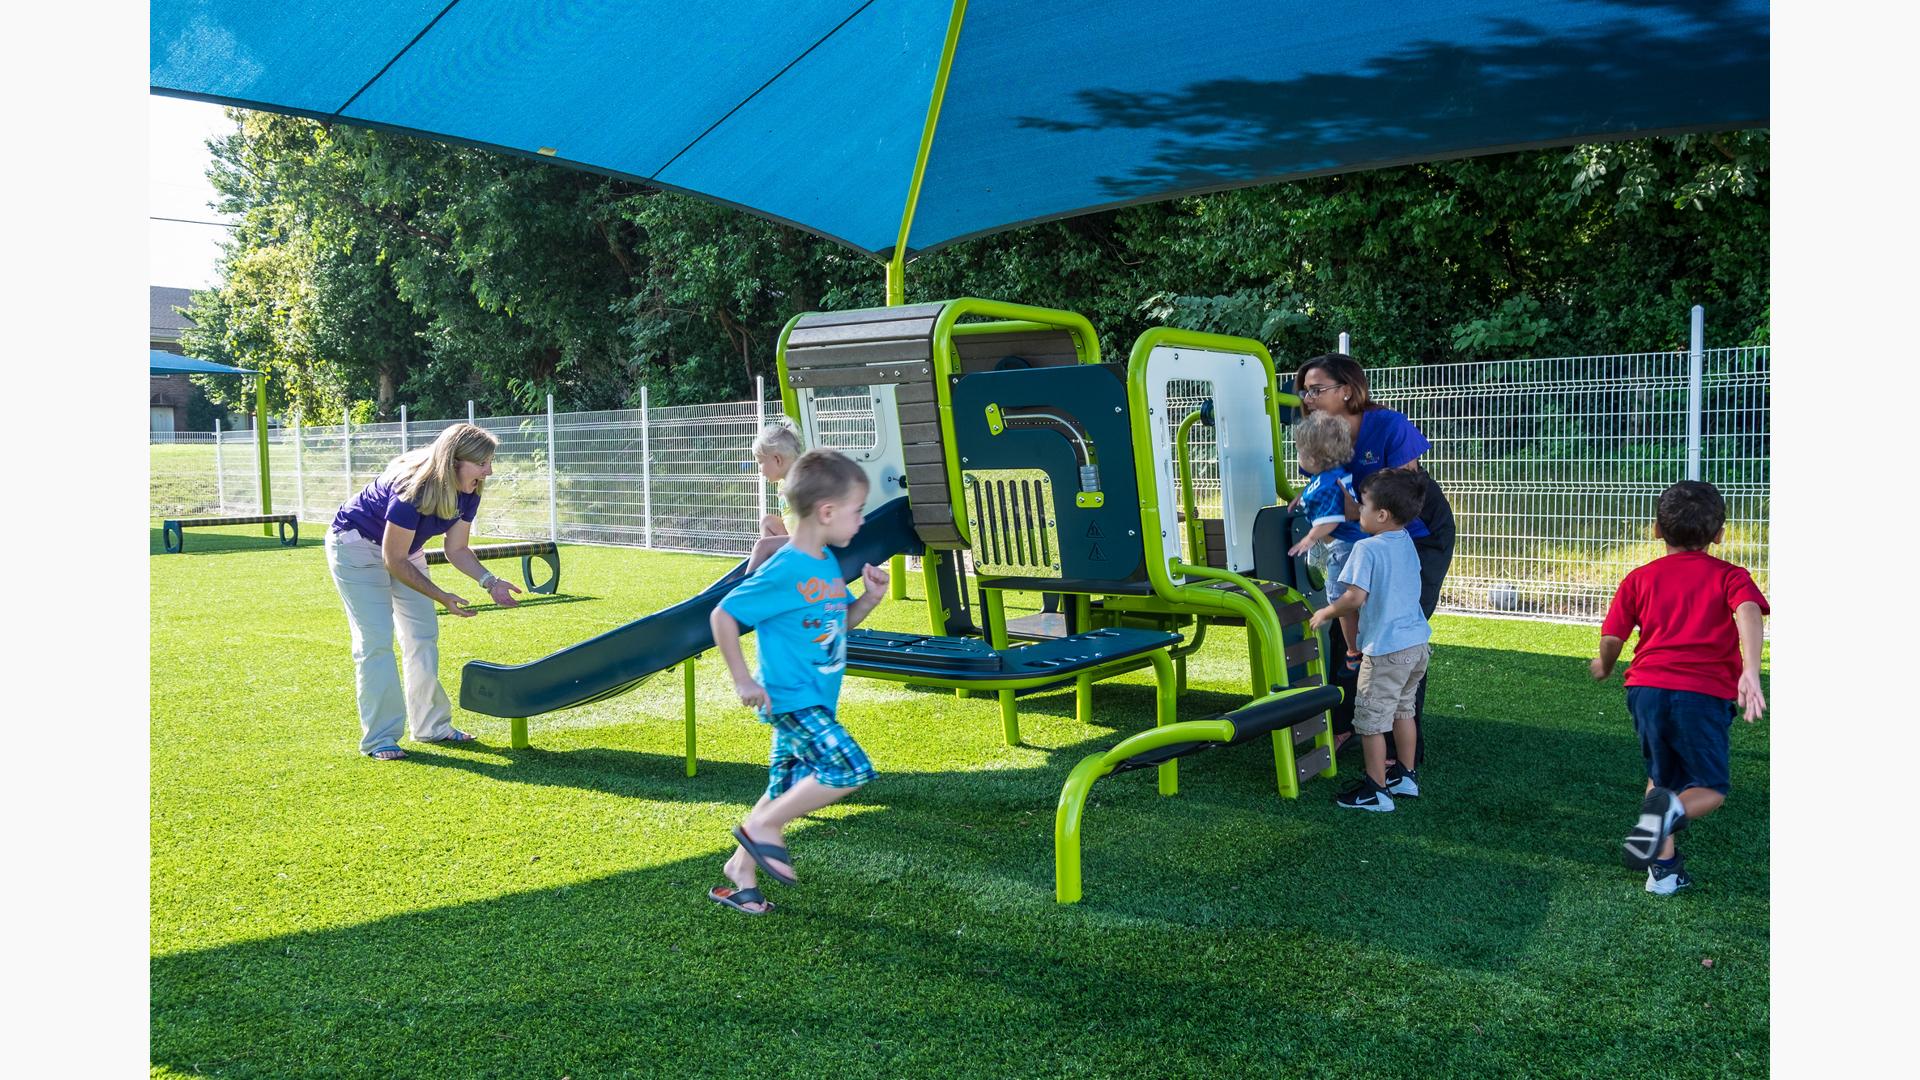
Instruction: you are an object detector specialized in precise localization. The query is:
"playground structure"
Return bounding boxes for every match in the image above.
[457,296,1345,900]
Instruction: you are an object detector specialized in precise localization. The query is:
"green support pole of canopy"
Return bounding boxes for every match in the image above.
[256,373,272,535]
[883,0,968,602]
[149,350,273,536]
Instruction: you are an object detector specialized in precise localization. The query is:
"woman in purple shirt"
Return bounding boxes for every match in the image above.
[1295,353,1456,767]
[326,423,521,759]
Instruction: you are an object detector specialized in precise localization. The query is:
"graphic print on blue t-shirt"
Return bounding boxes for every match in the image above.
[1299,466,1362,542]
[717,544,851,716]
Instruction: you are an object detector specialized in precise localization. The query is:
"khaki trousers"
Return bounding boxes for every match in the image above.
[325,531,456,753]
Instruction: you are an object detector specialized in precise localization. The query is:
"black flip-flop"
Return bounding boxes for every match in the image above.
[730,826,798,886]
[709,885,774,915]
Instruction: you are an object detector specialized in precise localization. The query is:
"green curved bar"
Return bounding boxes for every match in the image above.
[1170,561,1288,690]
[1175,407,1208,566]
[1053,716,1234,904]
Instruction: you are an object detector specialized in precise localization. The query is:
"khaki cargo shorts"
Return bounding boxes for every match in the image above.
[1353,643,1431,736]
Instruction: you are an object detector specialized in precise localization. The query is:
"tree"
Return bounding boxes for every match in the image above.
[185,108,1768,418]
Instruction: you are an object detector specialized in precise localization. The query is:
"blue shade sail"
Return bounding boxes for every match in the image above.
[152,0,1768,259]
[151,350,258,376]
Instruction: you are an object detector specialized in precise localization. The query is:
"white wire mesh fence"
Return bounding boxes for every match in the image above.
[1366,345,1768,622]
[151,346,1767,624]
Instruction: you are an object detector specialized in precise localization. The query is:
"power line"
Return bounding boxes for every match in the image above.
[151,215,237,228]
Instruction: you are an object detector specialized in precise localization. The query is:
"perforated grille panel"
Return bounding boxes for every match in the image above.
[963,469,1061,578]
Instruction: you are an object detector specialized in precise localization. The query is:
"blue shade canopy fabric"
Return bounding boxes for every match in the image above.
[151,0,1769,259]
[151,350,258,376]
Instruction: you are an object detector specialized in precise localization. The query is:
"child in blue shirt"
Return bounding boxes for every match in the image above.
[1310,468,1433,812]
[708,449,888,914]
[1289,411,1364,671]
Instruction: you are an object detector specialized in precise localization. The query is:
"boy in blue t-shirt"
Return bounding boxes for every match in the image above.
[1310,469,1433,812]
[708,449,888,914]
[1289,412,1364,670]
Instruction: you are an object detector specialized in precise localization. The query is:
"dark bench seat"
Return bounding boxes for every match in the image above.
[674,626,1181,775]
[161,514,298,553]
[845,626,1180,746]
[425,540,560,594]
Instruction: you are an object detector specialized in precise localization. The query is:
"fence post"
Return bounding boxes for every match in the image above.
[1687,305,1705,482]
[1338,331,1351,354]
[293,416,305,522]
[640,385,654,549]
[213,419,225,512]
[343,415,353,491]
[755,375,768,527]
[468,400,476,425]
[399,404,409,454]
[547,393,559,544]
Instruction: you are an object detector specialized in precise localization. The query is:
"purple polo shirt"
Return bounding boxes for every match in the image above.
[331,475,480,554]
[1301,407,1434,540]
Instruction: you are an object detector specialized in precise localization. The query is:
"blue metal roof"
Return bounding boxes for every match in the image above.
[151,0,1769,259]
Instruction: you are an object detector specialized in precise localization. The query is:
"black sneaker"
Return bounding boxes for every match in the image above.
[1645,856,1693,896]
[1622,787,1686,869]
[1384,763,1420,797]
[1335,777,1396,812]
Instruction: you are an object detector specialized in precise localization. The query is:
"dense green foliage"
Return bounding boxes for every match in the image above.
[151,533,1768,1078]
[181,111,1766,421]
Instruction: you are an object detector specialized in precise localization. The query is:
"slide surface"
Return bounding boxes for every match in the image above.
[458,496,924,719]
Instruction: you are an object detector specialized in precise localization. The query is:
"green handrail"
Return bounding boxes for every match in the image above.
[1175,406,1207,566]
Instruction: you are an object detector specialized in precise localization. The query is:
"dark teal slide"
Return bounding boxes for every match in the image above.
[458,496,925,719]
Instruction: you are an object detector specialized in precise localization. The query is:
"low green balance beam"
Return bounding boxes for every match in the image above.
[1054,682,1344,904]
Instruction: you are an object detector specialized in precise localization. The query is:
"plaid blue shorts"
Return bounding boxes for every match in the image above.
[765,705,876,799]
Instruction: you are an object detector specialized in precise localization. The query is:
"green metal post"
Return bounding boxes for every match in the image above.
[920,549,950,634]
[510,717,529,750]
[1151,649,1179,797]
[683,657,698,777]
[881,0,969,299]
[881,2,966,617]
[982,587,1019,745]
[255,374,272,535]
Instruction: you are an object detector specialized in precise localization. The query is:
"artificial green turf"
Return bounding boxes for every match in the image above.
[151,526,1769,1078]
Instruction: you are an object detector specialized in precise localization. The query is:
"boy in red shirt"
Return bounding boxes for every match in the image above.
[1591,480,1768,896]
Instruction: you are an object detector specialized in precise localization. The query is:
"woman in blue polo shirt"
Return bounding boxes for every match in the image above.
[1295,353,1456,766]
[326,422,521,760]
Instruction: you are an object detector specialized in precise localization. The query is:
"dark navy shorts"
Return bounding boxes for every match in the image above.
[1627,686,1734,795]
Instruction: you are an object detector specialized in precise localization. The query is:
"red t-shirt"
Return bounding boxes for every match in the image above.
[1601,550,1769,700]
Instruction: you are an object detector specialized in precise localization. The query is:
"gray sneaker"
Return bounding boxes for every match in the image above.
[1622,787,1686,869]
[1384,763,1419,797]
[1646,857,1693,896]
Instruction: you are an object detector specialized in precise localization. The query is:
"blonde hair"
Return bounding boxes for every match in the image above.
[752,418,805,462]
[1294,411,1354,475]
[387,423,499,519]
[783,449,868,519]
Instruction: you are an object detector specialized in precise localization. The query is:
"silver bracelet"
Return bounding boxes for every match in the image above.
[479,572,501,590]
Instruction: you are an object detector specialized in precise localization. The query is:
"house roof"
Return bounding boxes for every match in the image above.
[151,285,195,342]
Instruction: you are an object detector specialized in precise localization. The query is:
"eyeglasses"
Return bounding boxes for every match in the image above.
[1299,383,1345,399]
